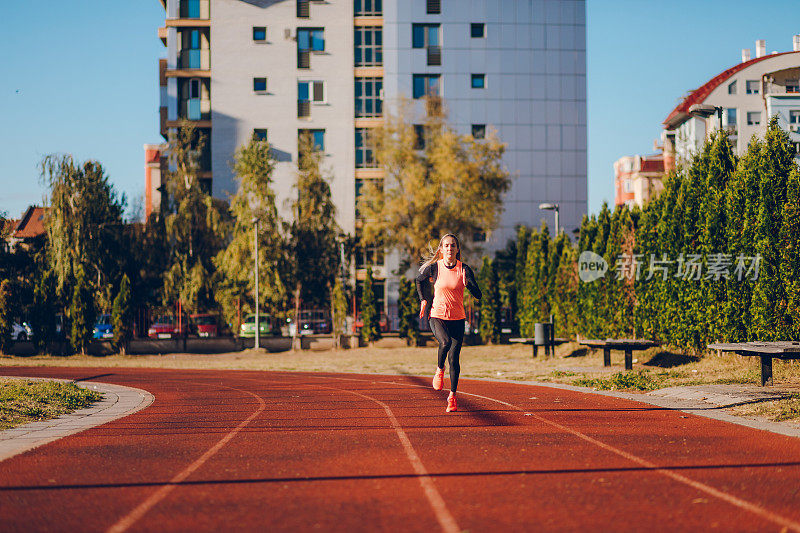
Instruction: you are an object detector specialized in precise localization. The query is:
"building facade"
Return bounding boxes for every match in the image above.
[663,38,800,168]
[613,153,664,209]
[156,0,587,322]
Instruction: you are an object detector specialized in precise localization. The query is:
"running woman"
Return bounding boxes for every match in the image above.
[416,234,482,412]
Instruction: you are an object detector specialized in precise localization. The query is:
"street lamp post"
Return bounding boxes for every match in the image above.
[689,103,723,132]
[538,203,560,235]
[252,217,260,350]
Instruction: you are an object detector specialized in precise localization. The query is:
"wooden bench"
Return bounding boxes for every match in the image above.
[708,342,800,386]
[509,337,569,358]
[578,339,660,370]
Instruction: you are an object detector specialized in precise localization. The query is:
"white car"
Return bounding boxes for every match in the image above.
[12,323,32,341]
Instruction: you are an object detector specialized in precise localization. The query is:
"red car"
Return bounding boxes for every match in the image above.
[148,315,188,339]
[353,312,390,334]
[191,313,219,337]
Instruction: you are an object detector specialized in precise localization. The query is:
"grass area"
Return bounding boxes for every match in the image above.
[2,338,800,423]
[0,379,103,430]
[730,394,800,423]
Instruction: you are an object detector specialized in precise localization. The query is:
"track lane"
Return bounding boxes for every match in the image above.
[2,368,800,532]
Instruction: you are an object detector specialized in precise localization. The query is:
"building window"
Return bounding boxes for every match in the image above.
[355,26,382,66]
[471,74,485,89]
[727,80,736,95]
[253,129,268,141]
[412,24,440,48]
[298,80,324,118]
[787,81,800,93]
[790,110,800,124]
[354,0,382,16]
[355,77,383,117]
[426,0,441,15]
[297,28,324,69]
[746,80,760,94]
[253,27,267,42]
[623,179,633,193]
[298,129,325,153]
[471,124,486,139]
[355,128,376,168]
[471,23,485,38]
[413,74,440,99]
[298,80,325,103]
[725,108,737,128]
[253,77,267,92]
[747,111,761,126]
[412,24,441,65]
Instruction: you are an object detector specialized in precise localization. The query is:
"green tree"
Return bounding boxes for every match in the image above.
[31,269,58,353]
[162,121,230,315]
[360,266,381,343]
[752,117,797,340]
[40,154,126,309]
[0,280,14,354]
[358,96,511,269]
[289,132,341,348]
[214,133,287,332]
[112,274,133,354]
[514,226,530,335]
[70,265,95,355]
[478,257,501,344]
[397,276,420,346]
[331,276,349,348]
[780,167,800,339]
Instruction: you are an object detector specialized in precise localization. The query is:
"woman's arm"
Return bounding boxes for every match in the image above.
[464,264,482,300]
[415,265,430,301]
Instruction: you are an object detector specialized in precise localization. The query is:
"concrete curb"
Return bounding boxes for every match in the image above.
[0,377,155,463]
[467,376,800,439]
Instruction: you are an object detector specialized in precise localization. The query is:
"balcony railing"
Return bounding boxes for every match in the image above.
[427,46,441,66]
[297,0,309,18]
[297,50,310,69]
[298,100,311,118]
[178,49,210,70]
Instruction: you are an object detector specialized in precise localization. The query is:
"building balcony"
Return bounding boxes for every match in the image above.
[297,50,311,69]
[178,0,209,19]
[427,46,441,66]
[178,49,210,70]
[178,98,210,121]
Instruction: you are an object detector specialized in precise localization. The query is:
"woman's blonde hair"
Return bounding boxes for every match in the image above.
[419,233,461,273]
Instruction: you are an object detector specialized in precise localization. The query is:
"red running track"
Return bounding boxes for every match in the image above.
[2,367,800,532]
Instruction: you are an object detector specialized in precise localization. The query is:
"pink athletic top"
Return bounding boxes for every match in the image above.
[430,259,466,320]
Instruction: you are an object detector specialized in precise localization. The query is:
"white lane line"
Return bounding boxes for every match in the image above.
[107,383,267,533]
[317,375,800,533]
[332,387,460,533]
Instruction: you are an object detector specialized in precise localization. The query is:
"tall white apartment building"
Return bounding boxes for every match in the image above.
[156,0,587,319]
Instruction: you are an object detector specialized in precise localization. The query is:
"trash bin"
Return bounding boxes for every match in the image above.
[534,323,553,356]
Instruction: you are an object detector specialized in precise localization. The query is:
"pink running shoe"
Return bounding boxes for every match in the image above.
[432,368,445,390]
[446,394,457,412]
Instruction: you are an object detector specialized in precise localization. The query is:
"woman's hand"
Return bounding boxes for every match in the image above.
[419,300,427,319]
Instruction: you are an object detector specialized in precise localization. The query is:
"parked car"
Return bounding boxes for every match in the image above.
[191,313,219,337]
[298,309,332,335]
[239,314,280,338]
[12,322,32,341]
[93,314,114,339]
[352,312,390,334]
[148,315,188,339]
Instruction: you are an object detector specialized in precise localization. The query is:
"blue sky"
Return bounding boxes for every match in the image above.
[1,1,799,220]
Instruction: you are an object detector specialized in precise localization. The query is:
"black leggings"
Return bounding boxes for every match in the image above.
[429,318,465,392]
